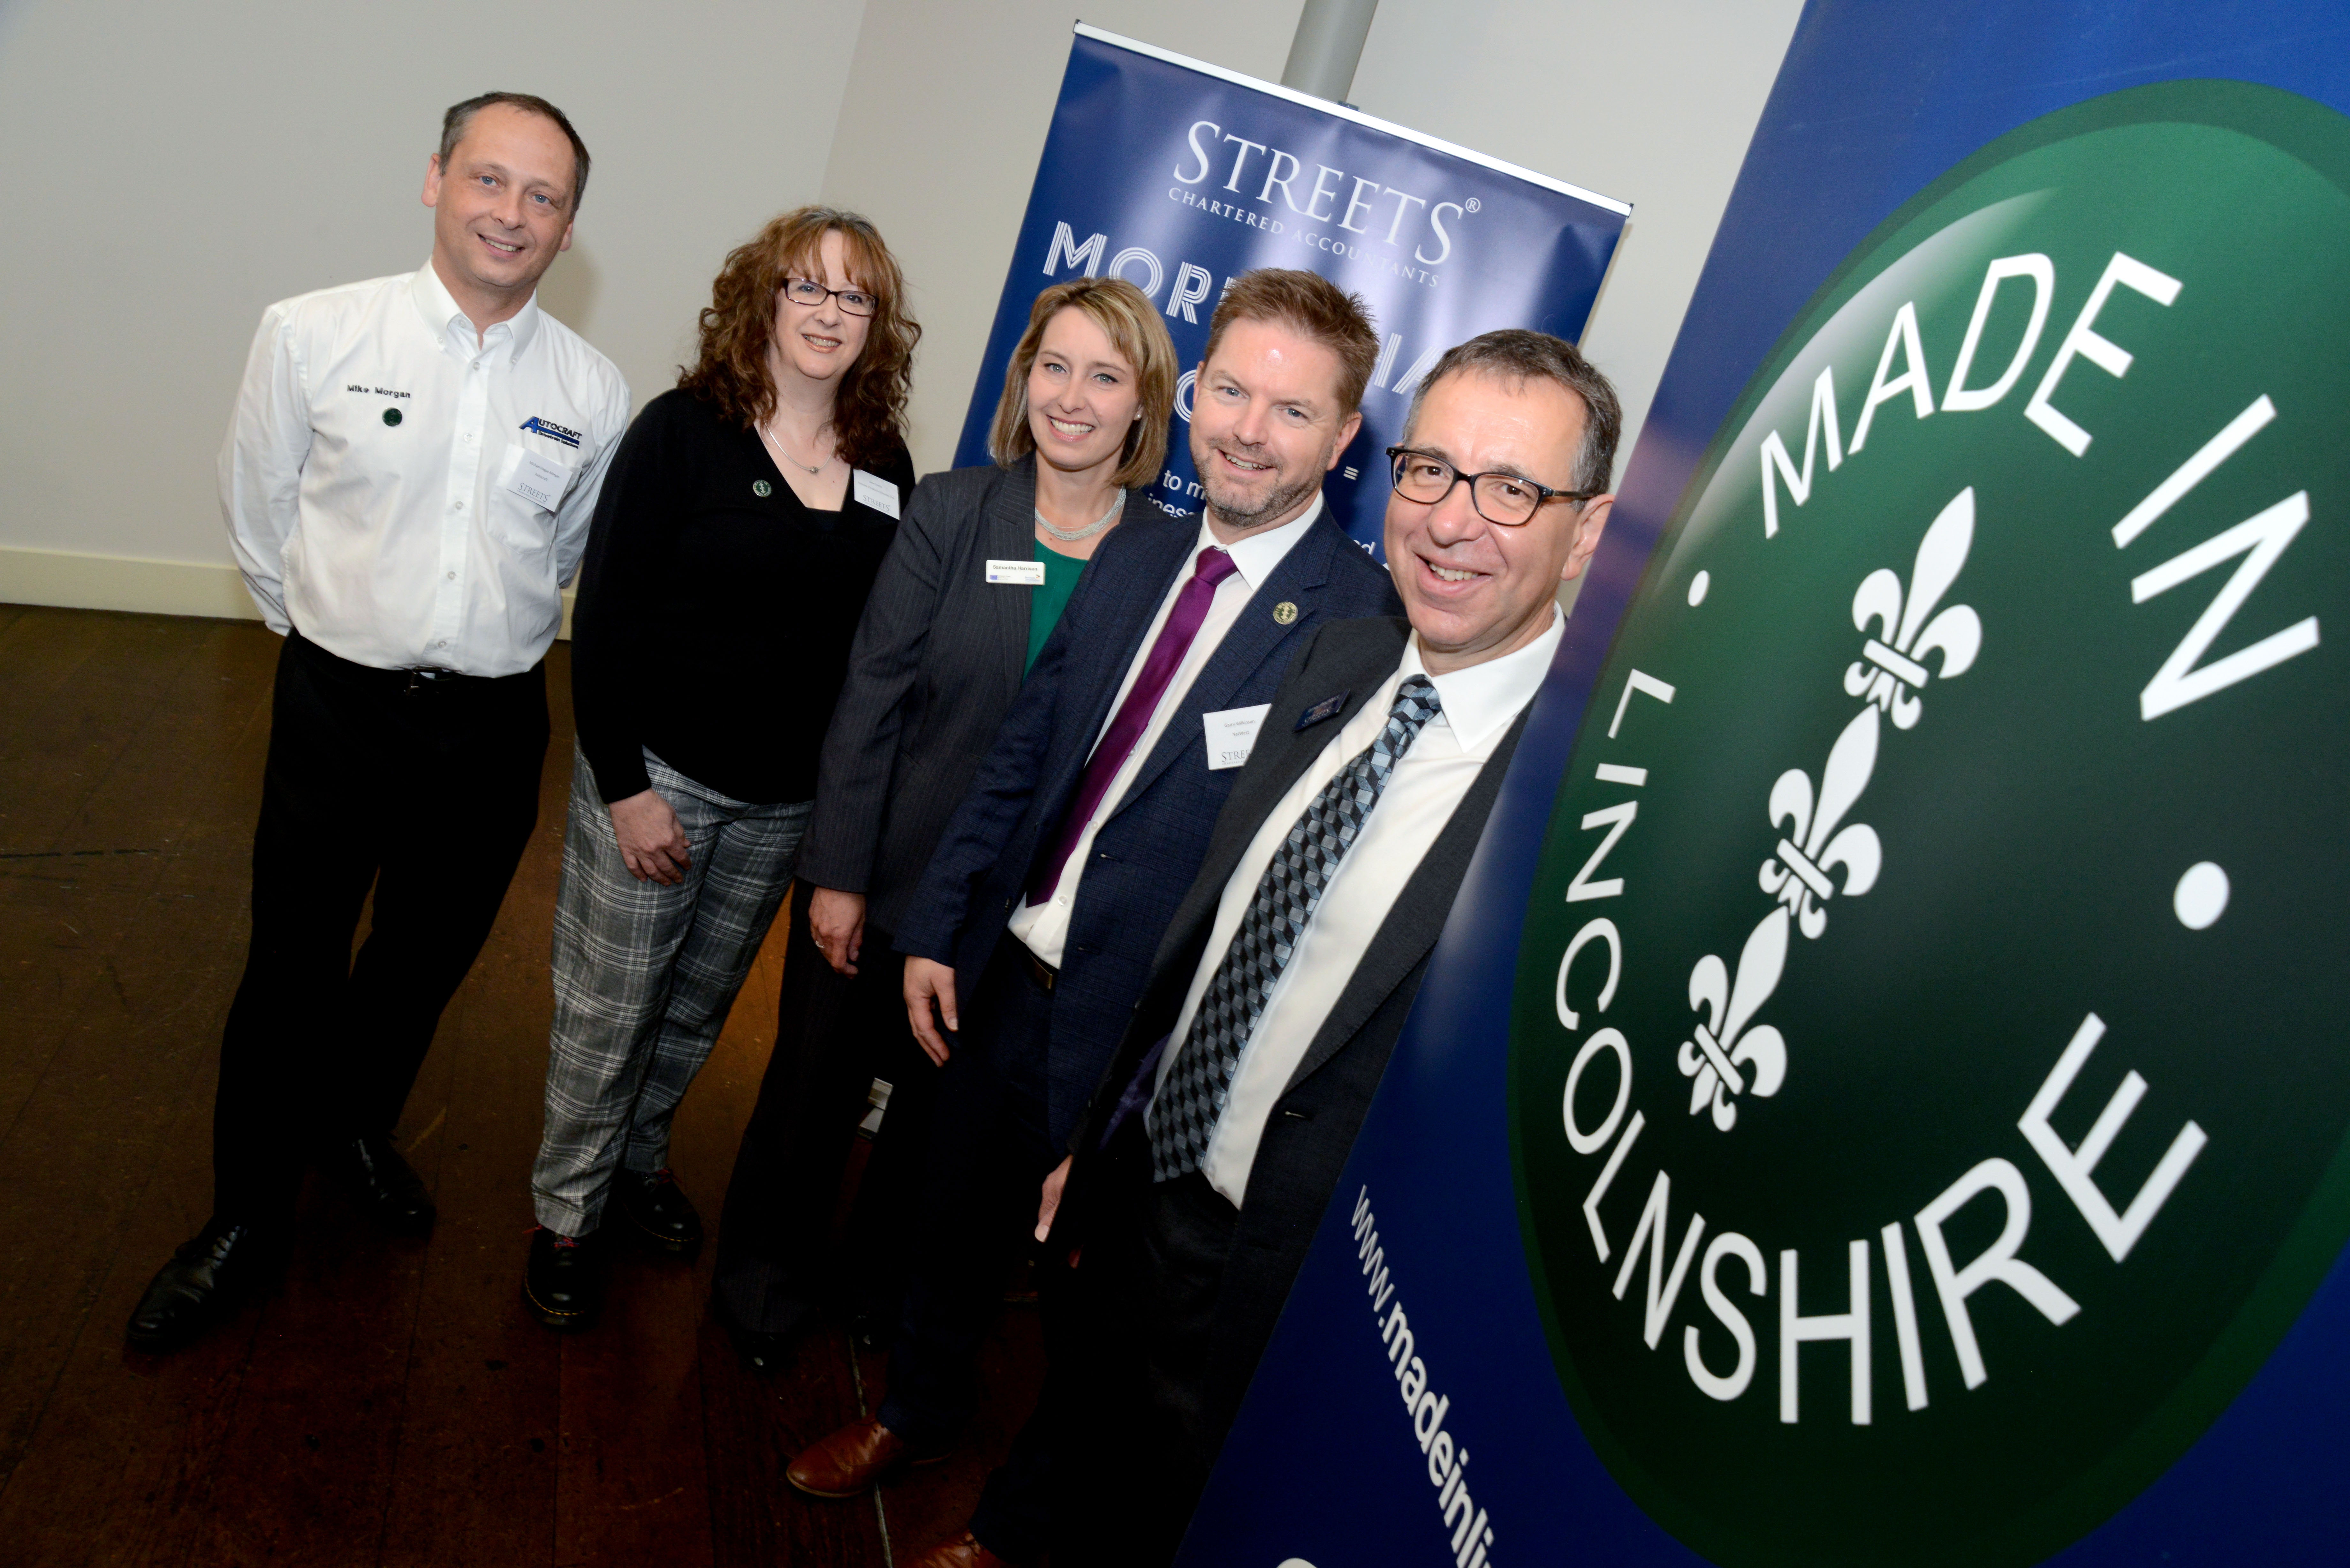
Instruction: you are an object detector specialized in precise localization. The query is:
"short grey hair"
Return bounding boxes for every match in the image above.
[1403,328,1622,497]
[437,92,592,211]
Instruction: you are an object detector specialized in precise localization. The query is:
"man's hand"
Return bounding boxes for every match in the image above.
[609,789,689,884]
[808,887,867,976]
[904,956,959,1065]
[1035,1155,1073,1242]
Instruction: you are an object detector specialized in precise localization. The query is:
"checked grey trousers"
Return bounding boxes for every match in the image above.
[532,742,810,1236]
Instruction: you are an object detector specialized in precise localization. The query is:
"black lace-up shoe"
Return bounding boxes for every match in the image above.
[323,1133,436,1235]
[615,1167,703,1257]
[522,1226,604,1331]
[126,1220,280,1353]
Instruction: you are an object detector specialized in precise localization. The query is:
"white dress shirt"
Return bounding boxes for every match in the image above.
[219,261,631,676]
[1008,494,1326,968]
[1154,609,1563,1206]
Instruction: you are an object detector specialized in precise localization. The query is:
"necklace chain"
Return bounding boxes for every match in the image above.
[1036,492,1124,543]
[759,417,832,477]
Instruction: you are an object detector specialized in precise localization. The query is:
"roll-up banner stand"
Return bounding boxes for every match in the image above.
[1179,1,2350,1565]
[954,24,1630,555]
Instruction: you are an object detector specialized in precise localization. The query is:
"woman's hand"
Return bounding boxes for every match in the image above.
[609,789,690,884]
[808,887,867,976]
[904,956,959,1065]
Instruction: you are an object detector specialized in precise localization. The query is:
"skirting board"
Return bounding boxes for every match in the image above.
[0,546,580,639]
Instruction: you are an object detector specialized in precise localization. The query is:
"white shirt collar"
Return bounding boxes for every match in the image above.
[409,258,541,364]
[1195,491,1325,590]
[1407,606,1563,754]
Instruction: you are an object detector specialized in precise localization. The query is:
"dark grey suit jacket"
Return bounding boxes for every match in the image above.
[794,456,1162,935]
[1056,614,1534,1462]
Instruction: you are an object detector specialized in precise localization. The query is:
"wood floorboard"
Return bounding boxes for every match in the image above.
[0,610,1039,1568]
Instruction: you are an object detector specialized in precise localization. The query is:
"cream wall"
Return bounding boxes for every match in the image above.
[0,0,1803,618]
[0,0,865,617]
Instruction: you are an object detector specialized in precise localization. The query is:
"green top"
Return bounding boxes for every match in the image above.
[1026,539,1088,674]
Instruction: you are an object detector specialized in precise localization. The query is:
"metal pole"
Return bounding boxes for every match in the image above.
[1280,0,1381,104]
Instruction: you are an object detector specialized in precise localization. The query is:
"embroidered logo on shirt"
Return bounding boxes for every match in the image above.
[520,416,583,448]
[1295,691,1349,730]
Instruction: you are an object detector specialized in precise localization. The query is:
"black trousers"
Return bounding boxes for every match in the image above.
[1054,1169,1239,1568]
[877,936,1063,1558]
[712,882,940,1337]
[211,630,547,1225]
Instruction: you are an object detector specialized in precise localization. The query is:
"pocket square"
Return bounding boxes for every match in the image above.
[1295,691,1349,730]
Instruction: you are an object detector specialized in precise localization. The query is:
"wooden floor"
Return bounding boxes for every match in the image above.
[0,605,1040,1568]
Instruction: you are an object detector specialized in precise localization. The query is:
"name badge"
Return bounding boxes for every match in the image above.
[1203,704,1271,771]
[505,447,571,510]
[987,559,1047,586]
[852,469,901,518]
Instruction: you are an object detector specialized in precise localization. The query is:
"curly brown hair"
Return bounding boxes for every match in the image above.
[677,207,918,471]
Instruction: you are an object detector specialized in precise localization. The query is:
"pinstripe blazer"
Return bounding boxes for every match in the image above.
[895,501,1404,1146]
[795,456,1163,936]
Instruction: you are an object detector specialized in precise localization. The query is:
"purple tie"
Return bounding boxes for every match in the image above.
[1028,546,1240,904]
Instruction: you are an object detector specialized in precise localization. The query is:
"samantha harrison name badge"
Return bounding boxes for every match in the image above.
[987,559,1047,586]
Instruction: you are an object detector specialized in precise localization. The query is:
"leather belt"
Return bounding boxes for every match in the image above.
[1003,934,1058,993]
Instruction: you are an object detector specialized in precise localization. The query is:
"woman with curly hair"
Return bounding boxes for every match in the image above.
[522,208,918,1331]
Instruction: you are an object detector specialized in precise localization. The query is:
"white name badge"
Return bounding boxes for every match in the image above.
[504,447,571,510]
[987,558,1047,586]
[852,468,901,518]
[1203,704,1271,771]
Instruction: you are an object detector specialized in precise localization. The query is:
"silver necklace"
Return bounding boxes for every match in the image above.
[1035,492,1124,543]
[759,418,830,476]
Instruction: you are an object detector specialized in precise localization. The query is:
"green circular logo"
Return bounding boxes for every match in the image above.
[1509,82,2350,1566]
[382,407,402,427]
[753,478,773,498]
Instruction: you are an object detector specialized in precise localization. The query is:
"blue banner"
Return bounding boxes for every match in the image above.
[1187,3,2350,1566]
[953,26,1629,555]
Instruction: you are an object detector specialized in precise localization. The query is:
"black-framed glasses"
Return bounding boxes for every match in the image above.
[1385,446,1600,526]
[782,277,879,318]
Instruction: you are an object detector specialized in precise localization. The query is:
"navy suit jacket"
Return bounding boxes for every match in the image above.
[893,500,1402,1146]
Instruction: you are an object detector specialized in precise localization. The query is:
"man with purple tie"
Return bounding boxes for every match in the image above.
[783,270,1401,1568]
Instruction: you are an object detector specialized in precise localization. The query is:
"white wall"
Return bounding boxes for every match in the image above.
[1351,0,1807,480]
[0,0,864,614]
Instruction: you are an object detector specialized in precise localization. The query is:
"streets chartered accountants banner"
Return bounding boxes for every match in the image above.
[1185,3,2350,1566]
[952,25,1629,554]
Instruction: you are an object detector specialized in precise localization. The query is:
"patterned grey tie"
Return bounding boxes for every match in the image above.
[1149,675,1443,1182]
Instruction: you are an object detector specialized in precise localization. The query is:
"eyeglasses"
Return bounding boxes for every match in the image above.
[1385,446,1601,526]
[782,277,879,318]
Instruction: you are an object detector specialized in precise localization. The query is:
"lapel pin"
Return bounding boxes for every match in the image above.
[1295,691,1348,730]
[752,479,773,498]
[1272,601,1299,625]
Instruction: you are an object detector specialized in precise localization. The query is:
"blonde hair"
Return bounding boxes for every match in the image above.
[987,277,1178,489]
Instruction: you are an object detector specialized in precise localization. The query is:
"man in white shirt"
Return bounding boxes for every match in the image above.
[128,93,630,1354]
[1044,328,1621,1563]
[784,272,1401,1568]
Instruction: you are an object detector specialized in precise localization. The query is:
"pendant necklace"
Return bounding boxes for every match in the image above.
[1036,491,1124,543]
[759,418,829,476]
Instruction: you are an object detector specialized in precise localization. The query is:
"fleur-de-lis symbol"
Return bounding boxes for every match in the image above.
[1677,908,1791,1132]
[1759,705,1884,939]
[1845,487,1983,729]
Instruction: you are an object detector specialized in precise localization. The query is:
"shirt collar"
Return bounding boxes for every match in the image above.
[408,259,542,365]
[1406,607,1563,754]
[1194,491,1325,590]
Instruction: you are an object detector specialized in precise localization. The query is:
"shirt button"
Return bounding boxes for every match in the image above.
[453,501,465,512]
[446,571,457,581]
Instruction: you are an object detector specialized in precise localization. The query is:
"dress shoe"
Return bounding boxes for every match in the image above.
[905,1530,1017,1568]
[615,1166,702,1256]
[522,1226,605,1332]
[126,1220,278,1353]
[323,1133,436,1235]
[786,1417,947,1498]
